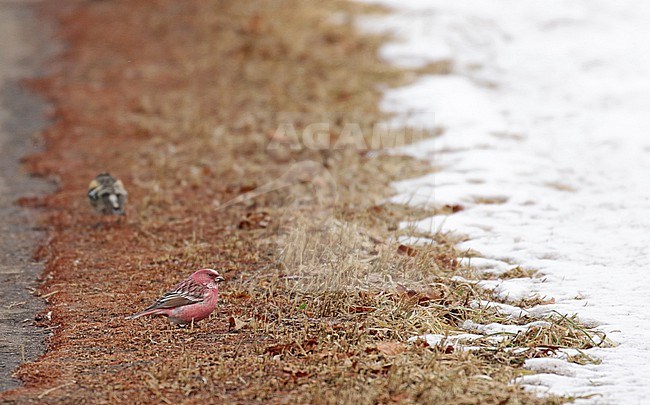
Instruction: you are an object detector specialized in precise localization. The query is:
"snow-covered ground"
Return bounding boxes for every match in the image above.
[360,1,650,403]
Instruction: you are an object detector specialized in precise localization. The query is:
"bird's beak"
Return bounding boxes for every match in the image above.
[216,275,225,283]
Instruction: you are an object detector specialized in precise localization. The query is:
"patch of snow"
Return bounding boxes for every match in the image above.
[458,257,515,274]
[462,319,551,336]
[524,358,580,377]
[476,278,540,302]
[409,332,483,346]
[359,0,650,402]
[471,300,529,319]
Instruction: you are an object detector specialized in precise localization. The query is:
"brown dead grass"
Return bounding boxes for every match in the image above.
[0,0,603,404]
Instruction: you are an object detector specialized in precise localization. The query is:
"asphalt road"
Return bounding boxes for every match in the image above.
[0,2,54,391]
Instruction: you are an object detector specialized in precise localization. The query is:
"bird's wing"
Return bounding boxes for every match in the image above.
[87,180,100,200]
[148,291,204,309]
[144,279,207,310]
[114,179,128,196]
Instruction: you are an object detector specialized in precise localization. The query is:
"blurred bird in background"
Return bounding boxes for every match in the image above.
[87,173,128,215]
[126,268,225,327]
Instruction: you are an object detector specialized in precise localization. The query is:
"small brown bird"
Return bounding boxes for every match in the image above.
[87,173,128,215]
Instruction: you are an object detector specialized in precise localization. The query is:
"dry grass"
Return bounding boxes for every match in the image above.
[0,0,605,404]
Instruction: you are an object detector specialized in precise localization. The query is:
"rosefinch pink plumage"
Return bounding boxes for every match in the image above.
[127,268,225,326]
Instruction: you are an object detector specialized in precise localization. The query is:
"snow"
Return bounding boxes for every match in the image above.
[471,300,529,319]
[408,332,484,348]
[359,0,650,402]
[462,319,552,335]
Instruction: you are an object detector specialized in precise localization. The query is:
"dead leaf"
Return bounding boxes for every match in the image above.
[228,316,248,332]
[282,366,310,379]
[395,284,407,296]
[349,306,376,314]
[444,204,464,213]
[376,341,404,356]
[425,285,447,301]
[301,338,318,352]
[265,343,292,355]
[369,205,383,214]
[238,211,271,229]
[412,338,430,348]
[239,184,257,193]
[397,244,418,257]
[395,284,417,298]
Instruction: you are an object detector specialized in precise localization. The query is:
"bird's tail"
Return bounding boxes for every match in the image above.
[125,308,160,320]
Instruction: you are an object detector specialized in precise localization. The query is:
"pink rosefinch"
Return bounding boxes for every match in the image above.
[87,172,128,215]
[127,268,225,326]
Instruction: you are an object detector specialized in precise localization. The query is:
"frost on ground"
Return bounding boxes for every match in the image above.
[361,0,650,403]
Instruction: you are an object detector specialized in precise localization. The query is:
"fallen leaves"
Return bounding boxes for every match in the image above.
[264,343,293,356]
[282,365,311,380]
[238,211,271,229]
[397,244,419,257]
[375,341,405,356]
[443,204,464,213]
[228,316,248,332]
[348,305,376,314]
[265,338,318,356]
[394,283,449,305]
